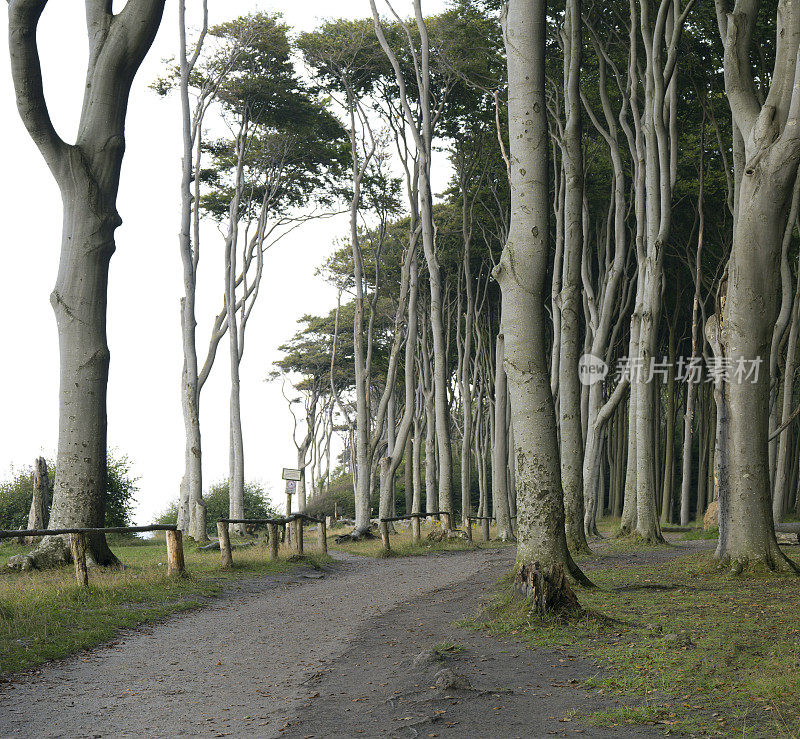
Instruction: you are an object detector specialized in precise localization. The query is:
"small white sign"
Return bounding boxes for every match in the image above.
[282,467,301,481]
[285,480,297,494]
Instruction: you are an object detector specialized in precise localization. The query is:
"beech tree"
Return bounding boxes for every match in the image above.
[7,0,165,567]
[497,0,590,587]
[714,0,800,571]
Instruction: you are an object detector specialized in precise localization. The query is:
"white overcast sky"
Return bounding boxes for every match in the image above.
[0,0,452,523]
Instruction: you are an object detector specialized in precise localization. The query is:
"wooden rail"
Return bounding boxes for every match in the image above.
[0,525,178,537]
[0,525,185,586]
[214,514,327,569]
[378,511,453,550]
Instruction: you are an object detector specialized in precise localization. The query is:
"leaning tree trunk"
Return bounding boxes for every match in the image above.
[7,0,165,568]
[498,0,590,588]
[773,259,800,522]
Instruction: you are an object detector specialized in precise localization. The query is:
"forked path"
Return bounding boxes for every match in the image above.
[0,544,692,738]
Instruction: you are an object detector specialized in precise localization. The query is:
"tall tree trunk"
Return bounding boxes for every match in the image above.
[560,0,590,555]
[7,0,165,568]
[492,333,513,540]
[499,0,590,586]
[176,0,208,542]
[715,0,800,571]
[660,324,676,523]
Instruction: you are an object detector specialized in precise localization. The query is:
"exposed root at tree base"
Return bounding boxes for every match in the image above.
[513,561,583,617]
[334,528,376,544]
[426,528,470,543]
[715,548,800,575]
[567,538,594,557]
[6,534,120,571]
[615,524,634,539]
[621,530,669,546]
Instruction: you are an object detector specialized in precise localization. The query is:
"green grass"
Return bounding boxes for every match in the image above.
[0,534,330,675]
[682,525,720,540]
[462,547,800,737]
[433,641,466,656]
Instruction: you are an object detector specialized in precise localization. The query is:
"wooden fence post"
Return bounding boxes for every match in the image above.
[165,529,186,577]
[465,517,473,542]
[293,518,304,555]
[69,533,88,587]
[268,522,279,559]
[317,518,327,554]
[411,515,421,544]
[441,512,452,531]
[482,518,490,542]
[217,522,233,569]
[380,521,390,553]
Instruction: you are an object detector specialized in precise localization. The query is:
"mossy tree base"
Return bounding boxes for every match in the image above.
[6,534,119,571]
[513,561,582,616]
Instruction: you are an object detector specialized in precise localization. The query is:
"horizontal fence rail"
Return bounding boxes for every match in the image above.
[0,525,185,586]
[0,525,178,538]
[379,511,443,523]
[214,515,327,568]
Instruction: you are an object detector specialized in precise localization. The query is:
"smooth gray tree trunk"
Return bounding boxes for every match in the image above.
[498,0,590,585]
[7,0,165,568]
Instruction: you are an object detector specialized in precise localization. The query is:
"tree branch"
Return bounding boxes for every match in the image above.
[8,0,68,177]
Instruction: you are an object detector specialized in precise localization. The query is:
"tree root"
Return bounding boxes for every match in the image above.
[426,527,469,543]
[513,561,583,617]
[566,535,594,557]
[6,532,119,571]
[632,530,668,545]
[714,546,800,575]
[334,528,376,544]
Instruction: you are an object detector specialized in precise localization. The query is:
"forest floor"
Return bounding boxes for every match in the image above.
[0,533,797,737]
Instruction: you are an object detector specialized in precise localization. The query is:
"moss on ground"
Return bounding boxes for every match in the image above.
[462,547,800,737]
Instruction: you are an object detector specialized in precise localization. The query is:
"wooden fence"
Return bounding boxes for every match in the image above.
[215,514,327,569]
[0,525,185,586]
[378,511,453,551]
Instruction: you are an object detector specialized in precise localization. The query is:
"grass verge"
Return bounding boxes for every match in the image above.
[461,547,800,737]
[328,524,513,558]
[0,534,330,675]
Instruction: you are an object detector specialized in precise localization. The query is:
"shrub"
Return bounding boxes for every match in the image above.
[155,480,276,536]
[0,453,135,530]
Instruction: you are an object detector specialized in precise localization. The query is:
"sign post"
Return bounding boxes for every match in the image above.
[282,468,301,546]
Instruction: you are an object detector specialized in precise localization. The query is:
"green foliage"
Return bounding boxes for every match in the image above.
[0,454,135,531]
[197,13,349,221]
[156,480,276,536]
[304,470,358,519]
[0,464,49,531]
[105,453,138,528]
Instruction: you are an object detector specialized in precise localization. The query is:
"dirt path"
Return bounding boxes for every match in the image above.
[0,541,708,738]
